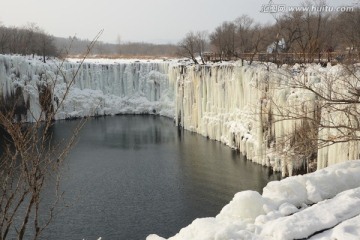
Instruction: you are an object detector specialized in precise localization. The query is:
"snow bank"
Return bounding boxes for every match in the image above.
[309,215,360,240]
[147,160,360,240]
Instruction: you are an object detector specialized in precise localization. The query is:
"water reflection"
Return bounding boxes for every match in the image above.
[102,116,176,149]
[40,115,280,240]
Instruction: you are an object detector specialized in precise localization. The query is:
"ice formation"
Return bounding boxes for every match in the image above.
[171,62,360,175]
[0,55,359,174]
[0,56,175,122]
[147,160,360,240]
[2,55,360,239]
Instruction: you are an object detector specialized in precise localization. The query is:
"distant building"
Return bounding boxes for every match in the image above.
[267,38,286,53]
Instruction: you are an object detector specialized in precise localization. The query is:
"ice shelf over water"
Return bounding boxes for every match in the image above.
[0,55,359,174]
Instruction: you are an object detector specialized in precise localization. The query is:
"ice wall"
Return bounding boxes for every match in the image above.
[56,60,175,119]
[314,66,360,170]
[170,62,360,175]
[170,63,313,175]
[170,64,268,166]
[0,54,358,174]
[0,55,175,122]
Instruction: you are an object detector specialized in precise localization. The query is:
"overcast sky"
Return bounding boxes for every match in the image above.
[0,0,356,44]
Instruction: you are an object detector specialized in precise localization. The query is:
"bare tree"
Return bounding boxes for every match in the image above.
[273,12,302,53]
[0,24,57,59]
[0,31,102,240]
[0,27,10,53]
[23,23,41,57]
[209,22,237,60]
[335,8,360,61]
[234,14,254,54]
[247,24,269,65]
[7,27,21,54]
[289,1,332,62]
[37,31,57,63]
[261,63,360,175]
[116,35,122,55]
[178,31,208,64]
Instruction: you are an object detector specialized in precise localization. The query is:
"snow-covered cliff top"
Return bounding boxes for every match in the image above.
[66,58,173,65]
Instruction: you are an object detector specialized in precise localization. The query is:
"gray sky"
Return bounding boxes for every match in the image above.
[0,0,356,44]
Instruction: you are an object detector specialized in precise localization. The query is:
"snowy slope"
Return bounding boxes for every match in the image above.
[147,160,360,240]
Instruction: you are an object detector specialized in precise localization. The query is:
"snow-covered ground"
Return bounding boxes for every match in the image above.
[147,160,360,240]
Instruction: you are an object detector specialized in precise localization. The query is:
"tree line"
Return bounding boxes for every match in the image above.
[0,23,57,63]
[0,24,178,60]
[179,3,360,64]
[55,36,178,58]
[2,2,359,64]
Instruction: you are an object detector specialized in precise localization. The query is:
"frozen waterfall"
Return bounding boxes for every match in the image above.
[0,56,175,121]
[0,55,358,173]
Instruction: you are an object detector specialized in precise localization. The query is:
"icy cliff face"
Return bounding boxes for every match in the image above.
[0,56,175,122]
[170,63,316,175]
[56,60,175,119]
[170,63,267,167]
[0,55,358,174]
[171,63,360,176]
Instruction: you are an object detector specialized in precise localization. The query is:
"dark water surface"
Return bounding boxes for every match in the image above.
[40,115,280,240]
